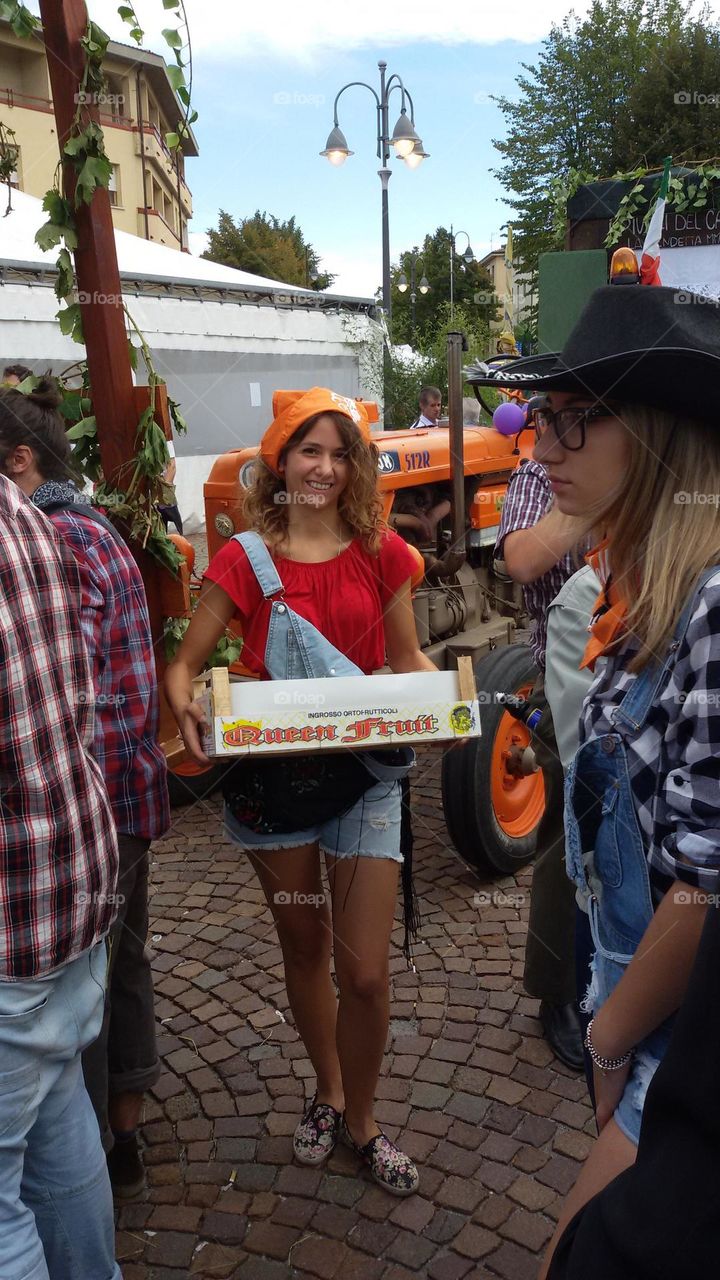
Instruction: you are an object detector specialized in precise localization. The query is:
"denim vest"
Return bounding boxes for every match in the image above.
[233,533,414,784]
[564,568,717,1062]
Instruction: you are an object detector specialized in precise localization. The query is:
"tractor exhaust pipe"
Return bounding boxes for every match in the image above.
[428,330,467,581]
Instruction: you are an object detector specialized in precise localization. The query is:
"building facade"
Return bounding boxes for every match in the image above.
[0,19,196,251]
[478,247,535,337]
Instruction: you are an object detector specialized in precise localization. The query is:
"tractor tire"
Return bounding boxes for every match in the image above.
[442,643,545,874]
[167,759,227,808]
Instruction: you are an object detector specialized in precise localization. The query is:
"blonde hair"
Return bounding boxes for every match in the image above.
[243,411,385,553]
[602,403,720,670]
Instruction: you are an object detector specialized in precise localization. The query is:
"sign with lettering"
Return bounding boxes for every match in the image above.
[196,668,481,758]
[623,208,720,249]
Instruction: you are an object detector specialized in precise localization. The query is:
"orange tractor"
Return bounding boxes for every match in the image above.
[167,336,545,875]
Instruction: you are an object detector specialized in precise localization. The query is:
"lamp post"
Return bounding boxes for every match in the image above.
[449,225,474,322]
[320,61,428,322]
[397,253,430,342]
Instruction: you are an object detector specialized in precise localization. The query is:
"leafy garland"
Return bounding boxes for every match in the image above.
[605,161,720,247]
[0,0,196,574]
[545,159,720,251]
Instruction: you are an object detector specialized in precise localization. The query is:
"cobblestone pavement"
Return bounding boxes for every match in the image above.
[119,746,594,1280]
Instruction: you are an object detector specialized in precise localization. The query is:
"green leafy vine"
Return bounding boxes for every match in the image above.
[1,1,199,575]
[605,161,720,246]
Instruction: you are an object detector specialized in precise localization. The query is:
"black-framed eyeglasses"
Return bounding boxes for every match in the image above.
[532,403,615,451]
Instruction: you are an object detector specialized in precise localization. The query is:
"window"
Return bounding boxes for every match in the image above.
[108,164,121,207]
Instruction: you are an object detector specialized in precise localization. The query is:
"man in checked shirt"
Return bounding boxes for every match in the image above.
[495,454,592,1070]
[0,472,121,1278]
[0,379,170,1201]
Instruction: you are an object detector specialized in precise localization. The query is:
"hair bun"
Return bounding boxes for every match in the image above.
[26,375,62,412]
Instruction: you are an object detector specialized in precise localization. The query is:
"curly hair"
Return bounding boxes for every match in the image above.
[243,411,385,553]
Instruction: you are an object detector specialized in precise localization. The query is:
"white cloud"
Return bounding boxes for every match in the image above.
[188,231,209,258]
[76,0,615,62]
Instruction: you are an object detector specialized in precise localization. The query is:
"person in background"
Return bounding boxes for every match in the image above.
[0,378,170,1200]
[494,453,592,1070]
[157,436,183,534]
[409,385,442,428]
[0,469,121,1278]
[2,363,33,385]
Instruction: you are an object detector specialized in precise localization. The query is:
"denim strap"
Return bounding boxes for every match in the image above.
[232,531,284,599]
[614,566,719,731]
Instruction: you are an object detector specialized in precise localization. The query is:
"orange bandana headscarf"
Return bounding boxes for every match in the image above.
[580,539,630,671]
[260,388,374,476]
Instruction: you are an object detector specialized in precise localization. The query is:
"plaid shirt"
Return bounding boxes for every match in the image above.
[0,477,118,980]
[581,569,720,896]
[34,486,170,841]
[495,459,576,669]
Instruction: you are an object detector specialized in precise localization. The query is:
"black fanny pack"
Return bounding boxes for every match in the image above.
[222,750,379,835]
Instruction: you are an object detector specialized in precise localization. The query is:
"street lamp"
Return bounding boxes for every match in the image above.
[320,61,427,321]
[449,225,474,322]
[397,252,430,341]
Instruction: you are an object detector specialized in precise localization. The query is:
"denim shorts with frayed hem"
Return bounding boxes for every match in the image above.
[223,778,403,862]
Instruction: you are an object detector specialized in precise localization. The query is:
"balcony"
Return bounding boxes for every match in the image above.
[137,206,182,249]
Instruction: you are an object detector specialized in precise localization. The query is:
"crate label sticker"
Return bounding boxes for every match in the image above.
[449,703,476,735]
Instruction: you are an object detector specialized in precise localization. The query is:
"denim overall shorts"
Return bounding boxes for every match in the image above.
[223,532,414,858]
[564,571,715,1144]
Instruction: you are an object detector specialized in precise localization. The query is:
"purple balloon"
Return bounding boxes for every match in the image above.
[493,401,527,435]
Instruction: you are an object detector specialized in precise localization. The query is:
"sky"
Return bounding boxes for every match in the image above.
[40,0,716,297]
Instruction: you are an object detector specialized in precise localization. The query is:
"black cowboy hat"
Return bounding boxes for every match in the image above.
[465,285,720,423]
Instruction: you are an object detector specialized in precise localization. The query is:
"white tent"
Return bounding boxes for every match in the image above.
[0,191,382,530]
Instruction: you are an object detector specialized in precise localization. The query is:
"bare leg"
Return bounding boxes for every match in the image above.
[538,1118,637,1280]
[109,1092,143,1132]
[249,844,344,1109]
[326,854,400,1144]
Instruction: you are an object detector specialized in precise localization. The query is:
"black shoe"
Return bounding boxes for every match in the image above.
[107,1133,147,1200]
[540,1000,585,1072]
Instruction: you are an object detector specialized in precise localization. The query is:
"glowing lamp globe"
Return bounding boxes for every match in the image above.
[493,401,526,435]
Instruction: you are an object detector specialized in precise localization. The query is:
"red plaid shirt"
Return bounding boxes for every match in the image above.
[34,488,170,841]
[0,477,118,980]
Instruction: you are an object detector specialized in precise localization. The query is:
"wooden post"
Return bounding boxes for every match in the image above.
[38,0,175,688]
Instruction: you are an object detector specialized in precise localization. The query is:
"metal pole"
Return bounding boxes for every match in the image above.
[449,225,455,322]
[410,256,416,340]
[447,330,466,562]
[378,61,392,322]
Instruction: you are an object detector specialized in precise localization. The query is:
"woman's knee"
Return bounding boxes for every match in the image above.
[275,908,332,969]
[337,964,389,1003]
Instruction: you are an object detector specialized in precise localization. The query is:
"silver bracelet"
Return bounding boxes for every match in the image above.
[584,1017,633,1073]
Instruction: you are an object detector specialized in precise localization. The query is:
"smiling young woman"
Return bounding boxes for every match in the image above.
[165,387,436,1198]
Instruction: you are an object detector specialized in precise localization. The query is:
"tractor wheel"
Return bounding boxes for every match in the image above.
[167,758,226,808]
[442,644,545,874]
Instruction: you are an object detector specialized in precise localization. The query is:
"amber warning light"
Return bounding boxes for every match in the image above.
[609,247,640,285]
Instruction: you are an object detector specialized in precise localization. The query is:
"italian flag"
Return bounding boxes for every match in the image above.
[640,157,671,286]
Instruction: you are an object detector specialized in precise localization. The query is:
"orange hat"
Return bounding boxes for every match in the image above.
[260,387,372,475]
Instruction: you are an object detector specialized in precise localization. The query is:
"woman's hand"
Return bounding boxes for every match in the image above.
[165,663,212,764]
[165,579,238,762]
[593,1058,632,1132]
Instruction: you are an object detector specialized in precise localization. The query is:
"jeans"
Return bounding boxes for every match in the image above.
[0,944,121,1280]
[83,834,160,1151]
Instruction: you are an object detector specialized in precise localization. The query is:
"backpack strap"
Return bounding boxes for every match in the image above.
[232,531,284,599]
[42,500,127,547]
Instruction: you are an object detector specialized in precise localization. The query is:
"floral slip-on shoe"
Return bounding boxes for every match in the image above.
[342,1117,420,1196]
[293,1094,343,1166]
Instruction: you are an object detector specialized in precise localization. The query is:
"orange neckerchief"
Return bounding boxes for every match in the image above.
[580,539,629,671]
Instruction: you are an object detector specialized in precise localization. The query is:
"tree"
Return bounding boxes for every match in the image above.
[202,210,335,290]
[390,227,498,347]
[493,0,720,292]
[385,301,495,427]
